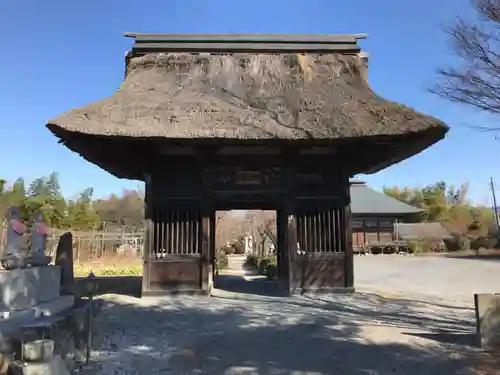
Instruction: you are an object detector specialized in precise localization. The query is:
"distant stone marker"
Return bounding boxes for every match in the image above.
[1,206,27,269]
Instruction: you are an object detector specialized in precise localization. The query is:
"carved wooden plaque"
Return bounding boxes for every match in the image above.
[234,170,261,185]
[205,166,282,190]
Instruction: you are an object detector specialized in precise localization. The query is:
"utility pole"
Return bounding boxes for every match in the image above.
[490,178,500,243]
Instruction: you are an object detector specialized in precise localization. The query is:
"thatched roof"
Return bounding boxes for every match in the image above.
[46,34,449,179]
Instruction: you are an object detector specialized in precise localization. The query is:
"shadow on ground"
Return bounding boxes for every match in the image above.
[75,276,142,297]
[215,274,285,297]
[75,273,283,299]
[442,253,500,262]
[80,287,492,375]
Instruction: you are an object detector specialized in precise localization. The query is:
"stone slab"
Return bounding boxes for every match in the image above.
[33,295,74,318]
[21,355,71,375]
[0,309,35,342]
[0,266,61,311]
[474,293,500,348]
[23,339,54,362]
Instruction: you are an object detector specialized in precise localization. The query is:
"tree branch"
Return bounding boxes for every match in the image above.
[430,1,500,134]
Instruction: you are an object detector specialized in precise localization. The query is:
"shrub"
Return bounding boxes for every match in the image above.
[244,254,260,270]
[257,257,269,274]
[444,235,471,252]
[258,256,277,275]
[458,236,471,251]
[216,250,228,270]
[73,264,142,277]
[471,236,498,250]
[263,259,278,280]
[407,240,421,255]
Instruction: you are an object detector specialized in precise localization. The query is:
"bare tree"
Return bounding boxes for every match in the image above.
[215,211,243,250]
[243,211,276,257]
[430,0,500,134]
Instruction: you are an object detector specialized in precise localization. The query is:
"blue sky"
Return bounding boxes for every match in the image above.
[0,0,498,204]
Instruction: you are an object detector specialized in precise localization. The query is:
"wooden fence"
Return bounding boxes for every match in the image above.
[0,220,145,261]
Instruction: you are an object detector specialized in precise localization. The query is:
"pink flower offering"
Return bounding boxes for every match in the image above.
[11,219,26,235]
[36,222,50,236]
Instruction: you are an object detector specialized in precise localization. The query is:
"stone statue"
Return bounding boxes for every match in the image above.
[27,212,51,266]
[1,206,27,269]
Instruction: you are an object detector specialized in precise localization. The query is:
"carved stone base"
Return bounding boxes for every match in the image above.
[23,339,54,362]
[19,355,71,375]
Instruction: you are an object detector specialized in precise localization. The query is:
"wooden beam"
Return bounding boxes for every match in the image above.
[125,32,368,43]
[131,42,360,54]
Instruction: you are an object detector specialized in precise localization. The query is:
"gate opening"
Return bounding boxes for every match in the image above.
[213,210,283,296]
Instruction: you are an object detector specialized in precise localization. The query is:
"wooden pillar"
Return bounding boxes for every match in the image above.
[344,203,354,289]
[141,218,152,294]
[210,210,216,282]
[284,199,297,296]
[276,208,290,292]
[282,150,297,296]
[200,205,212,295]
[141,175,153,295]
[276,209,281,277]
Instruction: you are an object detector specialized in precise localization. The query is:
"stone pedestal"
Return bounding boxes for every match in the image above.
[23,339,54,362]
[20,355,71,375]
[0,267,61,311]
[0,266,75,341]
[474,293,500,348]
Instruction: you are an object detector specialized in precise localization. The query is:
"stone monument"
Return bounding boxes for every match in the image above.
[475,293,500,348]
[26,212,52,267]
[0,206,75,360]
[55,232,75,295]
[1,206,27,270]
[0,207,98,375]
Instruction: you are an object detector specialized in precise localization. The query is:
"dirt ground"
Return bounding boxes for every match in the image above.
[81,255,500,375]
[355,254,500,304]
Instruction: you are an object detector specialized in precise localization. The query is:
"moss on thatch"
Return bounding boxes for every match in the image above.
[47,52,448,141]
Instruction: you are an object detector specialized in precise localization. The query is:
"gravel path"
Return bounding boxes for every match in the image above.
[80,256,500,375]
[84,292,479,375]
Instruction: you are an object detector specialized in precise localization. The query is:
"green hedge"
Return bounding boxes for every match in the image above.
[263,261,278,280]
[470,236,498,250]
[244,254,278,279]
[443,235,471,252]
[217,250,229,270]
[257,257,274,274]
[244,254,260,269]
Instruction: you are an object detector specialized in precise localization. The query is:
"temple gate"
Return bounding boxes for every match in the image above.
[45,33,448,296]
